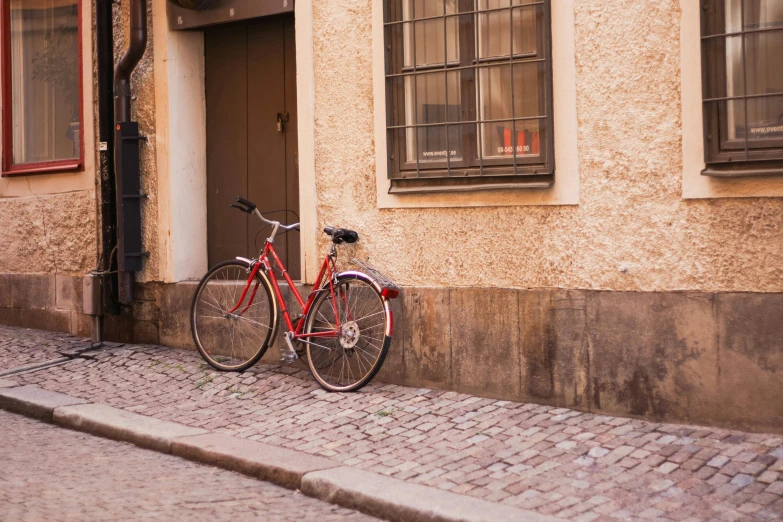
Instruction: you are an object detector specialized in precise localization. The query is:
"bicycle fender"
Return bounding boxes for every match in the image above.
[333,271,393,337]
[336,270,384,294]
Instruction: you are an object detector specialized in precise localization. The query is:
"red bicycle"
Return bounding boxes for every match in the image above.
[190,197,399,392]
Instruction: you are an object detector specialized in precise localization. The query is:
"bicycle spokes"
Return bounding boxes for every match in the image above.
[304,276,390,391]
[191,261,275,371]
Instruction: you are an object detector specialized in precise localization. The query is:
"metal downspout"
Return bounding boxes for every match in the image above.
[113,0,148,303]
[97,0,117,312]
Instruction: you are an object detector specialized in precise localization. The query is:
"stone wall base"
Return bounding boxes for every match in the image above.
[0,273,91,337]
[1,274,781,434]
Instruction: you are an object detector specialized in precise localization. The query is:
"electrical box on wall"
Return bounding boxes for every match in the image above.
[168,0,294,31]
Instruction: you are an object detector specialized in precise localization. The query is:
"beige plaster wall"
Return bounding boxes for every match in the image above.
[310,0,783,293]
[0,0,98,275]
[0,191,96,274]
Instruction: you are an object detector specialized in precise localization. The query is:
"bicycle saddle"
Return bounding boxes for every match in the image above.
[323,226,359,244]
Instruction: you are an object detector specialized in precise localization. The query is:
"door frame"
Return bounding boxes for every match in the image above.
[153,0,318,283]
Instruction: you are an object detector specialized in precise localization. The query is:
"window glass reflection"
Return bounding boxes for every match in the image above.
[10,0,80,165]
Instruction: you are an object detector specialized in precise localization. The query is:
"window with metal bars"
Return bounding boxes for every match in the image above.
[384,0,553,193]
[701,0,783,177]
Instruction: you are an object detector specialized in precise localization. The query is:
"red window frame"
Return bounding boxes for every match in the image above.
[1,0,84,177]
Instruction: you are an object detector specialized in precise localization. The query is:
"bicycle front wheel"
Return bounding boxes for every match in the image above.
[303,273,391,392]
[190,260,277,371]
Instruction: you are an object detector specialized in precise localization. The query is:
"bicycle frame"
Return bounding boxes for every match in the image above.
[228,241,343,341]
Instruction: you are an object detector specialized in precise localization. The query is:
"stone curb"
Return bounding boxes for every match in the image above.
[0,378,19,388]
[302,467,562,522]
[0,385,88,421]
[171,433,339,490]
[0,357,72,378]
[54,403,208,453]
[0,386,563,522]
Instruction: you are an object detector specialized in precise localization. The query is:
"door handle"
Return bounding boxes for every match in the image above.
[277,112,289,132]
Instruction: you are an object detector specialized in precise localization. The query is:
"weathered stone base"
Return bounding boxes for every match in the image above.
[2,274,781,433]
[380,288,783,435]
[127,280,309,365]
[0,273,91,337]
[146,284,782,434]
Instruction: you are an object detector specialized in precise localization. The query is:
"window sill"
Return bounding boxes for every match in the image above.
[2,160,83,177]
[389,173,554,194]
[701,162,783,178]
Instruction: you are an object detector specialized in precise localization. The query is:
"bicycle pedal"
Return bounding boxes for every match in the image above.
[280,350,298,363]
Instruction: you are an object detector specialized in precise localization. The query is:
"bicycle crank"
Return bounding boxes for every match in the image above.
[281,331,299,363]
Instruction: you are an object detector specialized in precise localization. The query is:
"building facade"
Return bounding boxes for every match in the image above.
[1,0,782,433]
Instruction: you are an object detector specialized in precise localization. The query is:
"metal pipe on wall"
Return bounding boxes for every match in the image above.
[97,0,118,316]
[114,0,147,123]
[87,0,121,343]
[114,0,148,304]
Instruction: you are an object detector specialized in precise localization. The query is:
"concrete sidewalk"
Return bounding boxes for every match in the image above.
[1,326,782,521]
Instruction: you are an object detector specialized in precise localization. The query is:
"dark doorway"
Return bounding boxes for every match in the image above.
[205,14,300,279]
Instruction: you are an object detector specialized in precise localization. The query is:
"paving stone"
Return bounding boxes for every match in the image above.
[708,455,730,468]
[730,474,755,488]
[588,447,610,458]
[657,462,680,474]
[770,448,783,459]
[0,328,90,371]
[0,410,376,521]
[2,325,783,522]
[650,479,675,492]
[573,456,594,467]
[765,481,783,495]
[741,461,769,476]
[758,471,780,484]
[681,459,705,472]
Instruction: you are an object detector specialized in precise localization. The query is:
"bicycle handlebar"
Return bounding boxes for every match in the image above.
[232,196,299,232]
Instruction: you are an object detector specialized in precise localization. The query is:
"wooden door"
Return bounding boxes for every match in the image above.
[205,14,300,279]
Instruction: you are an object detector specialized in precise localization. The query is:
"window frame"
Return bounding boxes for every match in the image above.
[384,0,554,193]
[1,0,84,177]
[700,0,783,177]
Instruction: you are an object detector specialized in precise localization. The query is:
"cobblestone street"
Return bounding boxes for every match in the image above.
[0,327,91,372]
[3,325,783,521]
[0,409,376,521]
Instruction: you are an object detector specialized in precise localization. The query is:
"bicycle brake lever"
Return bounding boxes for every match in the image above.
[230,204,251,213]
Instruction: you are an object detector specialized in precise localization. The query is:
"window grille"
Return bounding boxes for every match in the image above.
[384,0,554,192]
[701,0,783,176]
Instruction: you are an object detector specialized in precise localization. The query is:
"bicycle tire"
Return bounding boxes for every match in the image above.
[303,272,391,392]
[190,259,278,372]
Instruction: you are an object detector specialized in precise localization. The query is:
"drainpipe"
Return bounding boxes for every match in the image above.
[97,0,117,312]
[85,0,118,344]
[114,0,148,303]
[115,0,147,123]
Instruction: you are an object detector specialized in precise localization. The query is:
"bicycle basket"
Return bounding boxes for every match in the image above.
[350,258,400,299]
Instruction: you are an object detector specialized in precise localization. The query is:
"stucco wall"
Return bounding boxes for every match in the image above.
[0,0,159,281]
[0,191,96,274]
[0,0,99,277]
[311,0,783,293]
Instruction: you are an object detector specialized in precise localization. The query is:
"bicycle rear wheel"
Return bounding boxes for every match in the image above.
[303,273,391,392]
[190,260,277,371]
